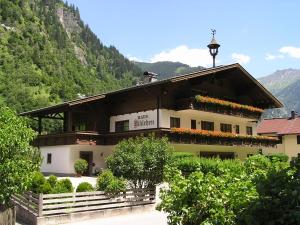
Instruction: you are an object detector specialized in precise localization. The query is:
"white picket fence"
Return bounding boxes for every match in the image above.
[12,188,155,217]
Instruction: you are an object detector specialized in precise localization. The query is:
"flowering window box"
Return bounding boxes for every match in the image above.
[193,95,264,119]
[169,128,278,147]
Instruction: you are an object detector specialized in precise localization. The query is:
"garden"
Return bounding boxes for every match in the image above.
[158,152,300,225]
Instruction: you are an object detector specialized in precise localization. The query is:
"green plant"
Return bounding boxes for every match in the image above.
[174,157,200,175]
[30,171,46,194]
[0,107,40,207]
[96,170,126,195]
[74,159,88,175]
[76,182,94,192]
[106,136,173,188]
[40,181,52,194]
[52,179,74,193]
[47,175,57,188]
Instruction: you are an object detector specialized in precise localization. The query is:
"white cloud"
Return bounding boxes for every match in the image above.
[127,55,142,62]
[279,46,300,58]
[231,53,251,64]
[265,53,284,61]
[150,45,212,67]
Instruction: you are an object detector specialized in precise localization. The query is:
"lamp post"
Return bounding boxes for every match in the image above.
[207,29,220,68]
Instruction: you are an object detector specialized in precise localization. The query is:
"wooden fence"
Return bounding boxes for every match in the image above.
[12,188,155,217]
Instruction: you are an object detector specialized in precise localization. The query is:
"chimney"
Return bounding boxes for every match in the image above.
[291,111,297,119]
[143,71,158,83]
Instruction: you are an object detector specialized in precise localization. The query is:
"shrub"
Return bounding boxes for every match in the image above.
[47,175,57,188]
[174,157,200,175]
[107,136,172,188]
[52,178,74,193]
[96,170,126,195]
[173,152,195,160]
[74,159,88,175]
[267,153,289,163]
[76,182,94,192]
[30,171,46,193]
[40,181,52,194]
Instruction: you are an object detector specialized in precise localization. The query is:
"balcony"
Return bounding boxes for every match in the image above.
[169,128,279,147]
[176,95,264,119]
[34,128,278,148]
[33,131,104,147]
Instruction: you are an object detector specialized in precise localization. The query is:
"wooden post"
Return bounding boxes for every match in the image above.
[38,117,42,135]
[64,111,73,132]
[38,194,43,217]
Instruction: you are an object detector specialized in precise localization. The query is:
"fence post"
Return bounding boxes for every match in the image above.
[38,193,43,217]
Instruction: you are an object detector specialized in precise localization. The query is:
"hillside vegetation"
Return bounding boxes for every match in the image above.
[259,69,300,117]
[135,61,204,80]
[0,0,142,112]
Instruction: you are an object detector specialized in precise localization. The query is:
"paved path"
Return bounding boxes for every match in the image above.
[16,210,167,225]
[65,210,168,225]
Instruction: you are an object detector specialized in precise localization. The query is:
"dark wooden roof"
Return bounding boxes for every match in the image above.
[20,63,283,117]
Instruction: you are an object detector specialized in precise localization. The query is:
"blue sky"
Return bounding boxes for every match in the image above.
[66,0,300,78]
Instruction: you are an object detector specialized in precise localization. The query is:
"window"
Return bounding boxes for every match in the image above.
[201,121,214,131]
[220,123,232,133]
[170,117,180,128]
[191,120,196,129]
[297,135,300,144]
[115,120,129,132]
[246,126,253,135]
[235,125,240,134]
[47,153,52,164]
[200,151,235,160]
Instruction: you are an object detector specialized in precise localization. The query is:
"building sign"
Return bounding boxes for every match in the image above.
[134,114,155,128]
[110,110,157,132]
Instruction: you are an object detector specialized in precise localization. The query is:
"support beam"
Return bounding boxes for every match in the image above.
[64,111,73,132]
[38,117,42,135]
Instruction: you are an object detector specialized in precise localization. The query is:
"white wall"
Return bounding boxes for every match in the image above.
[40,146,71,174]
[109,108,257,136]
[159,109,257,136]
[40,145,115,175]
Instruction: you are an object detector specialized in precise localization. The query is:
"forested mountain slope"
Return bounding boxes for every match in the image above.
[135,61,204,80]
[259,69,300,118]
[0,0,142,112]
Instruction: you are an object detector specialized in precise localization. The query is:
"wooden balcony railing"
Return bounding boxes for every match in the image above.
[33,131,105,147]
[34,128,278,148]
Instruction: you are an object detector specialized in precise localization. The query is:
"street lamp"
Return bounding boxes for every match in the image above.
[207,29,220,68]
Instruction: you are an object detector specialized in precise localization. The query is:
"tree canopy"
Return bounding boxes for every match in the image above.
[0,107,40,206]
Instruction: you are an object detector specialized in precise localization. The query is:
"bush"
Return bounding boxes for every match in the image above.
[174,157,200,175]
[107,136,172,188]
[47,175,57,188]
[30,171,46,194]
[52,178,74,193]
[40,181,52,194]
[74,159,88,175]
[267,153,289,163]
[96,170,126,195]
[76,182,94,192]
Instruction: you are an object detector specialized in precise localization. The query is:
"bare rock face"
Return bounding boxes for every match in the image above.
[56,7,81,36]
[56,7,87,65]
